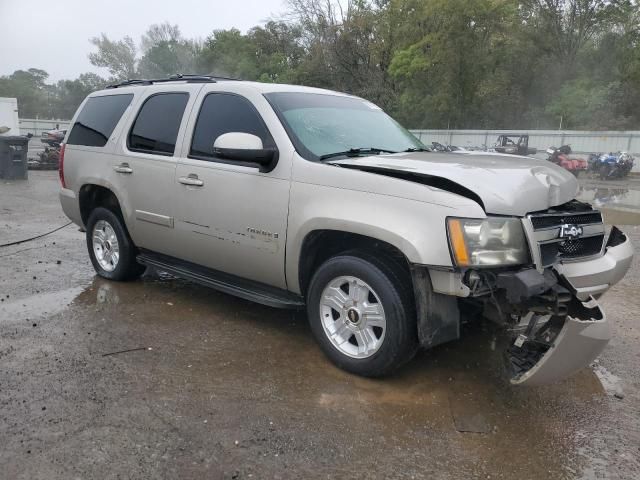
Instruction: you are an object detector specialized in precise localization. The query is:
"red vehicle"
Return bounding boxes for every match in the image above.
[546,145,587,177]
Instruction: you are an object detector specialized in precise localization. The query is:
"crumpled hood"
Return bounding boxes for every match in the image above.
[331,151,579,216]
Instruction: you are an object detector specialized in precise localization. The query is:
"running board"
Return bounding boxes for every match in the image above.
[137,252,305,310]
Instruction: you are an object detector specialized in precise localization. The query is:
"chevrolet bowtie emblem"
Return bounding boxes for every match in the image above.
[559,224,583,239]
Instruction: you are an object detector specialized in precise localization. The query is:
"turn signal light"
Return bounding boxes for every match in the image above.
[447,218,470,266]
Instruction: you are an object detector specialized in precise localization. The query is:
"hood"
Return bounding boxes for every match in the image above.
[331,151,579,216]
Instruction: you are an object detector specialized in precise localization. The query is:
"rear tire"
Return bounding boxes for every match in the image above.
[306,252,418,377]
[86,207,145,281]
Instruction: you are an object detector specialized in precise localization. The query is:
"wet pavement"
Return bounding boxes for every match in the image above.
[577,175,640,225]
[1,172,639,479]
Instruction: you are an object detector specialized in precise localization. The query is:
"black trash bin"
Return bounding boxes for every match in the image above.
[0,136,29,180]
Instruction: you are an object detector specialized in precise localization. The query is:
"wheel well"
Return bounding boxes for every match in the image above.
[79,184,123,225]
[298,230,411,296]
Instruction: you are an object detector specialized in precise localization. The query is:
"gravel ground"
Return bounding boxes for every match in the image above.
[0,171,639,479]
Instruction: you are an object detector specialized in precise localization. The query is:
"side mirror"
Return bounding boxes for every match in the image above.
[213,132,277,169]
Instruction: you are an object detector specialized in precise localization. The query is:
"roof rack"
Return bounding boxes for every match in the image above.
[106,74,241,89]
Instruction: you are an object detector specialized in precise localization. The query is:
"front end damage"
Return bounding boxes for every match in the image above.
[507,298,609,386]
[413,215,633,386]
[482,268,611,386]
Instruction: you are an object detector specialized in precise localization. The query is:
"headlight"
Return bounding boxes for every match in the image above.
[446,217,528,266]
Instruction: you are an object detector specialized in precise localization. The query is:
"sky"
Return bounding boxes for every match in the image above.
[0,0,286,82]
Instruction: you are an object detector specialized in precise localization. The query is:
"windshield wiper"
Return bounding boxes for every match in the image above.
[403,147,430,152]
[319,147,398,161]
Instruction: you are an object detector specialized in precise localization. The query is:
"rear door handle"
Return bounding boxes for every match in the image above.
[178,174,204,187]
[114,163,133,174]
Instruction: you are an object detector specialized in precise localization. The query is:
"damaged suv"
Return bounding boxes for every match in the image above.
[59,75,634,385]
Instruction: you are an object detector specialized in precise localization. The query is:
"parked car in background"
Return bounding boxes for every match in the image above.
[59,75,633,386]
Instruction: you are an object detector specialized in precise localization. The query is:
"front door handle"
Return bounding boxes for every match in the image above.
[178,174,204,187]
[114,163,133,174]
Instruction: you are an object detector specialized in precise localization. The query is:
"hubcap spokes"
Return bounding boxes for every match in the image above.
[92,220,120,272]
[320,276,386,359]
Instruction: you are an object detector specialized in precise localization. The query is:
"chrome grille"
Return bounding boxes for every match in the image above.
[530,212,602,230]
[523,210,605,268]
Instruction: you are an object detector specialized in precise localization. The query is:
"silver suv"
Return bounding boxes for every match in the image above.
[59,75,633,385]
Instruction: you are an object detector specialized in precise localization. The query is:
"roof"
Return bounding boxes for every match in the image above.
[100,74,349,98]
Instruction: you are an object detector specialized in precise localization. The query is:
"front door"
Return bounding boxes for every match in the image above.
[173,92,290,289]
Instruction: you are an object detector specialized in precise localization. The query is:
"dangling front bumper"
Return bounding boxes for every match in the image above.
[509,297,610,386]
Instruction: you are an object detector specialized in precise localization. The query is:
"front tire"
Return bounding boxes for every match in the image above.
[306,253,418,377]
[86,207,145,281]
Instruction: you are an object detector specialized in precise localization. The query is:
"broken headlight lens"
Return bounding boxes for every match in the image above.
[447,217,528,267]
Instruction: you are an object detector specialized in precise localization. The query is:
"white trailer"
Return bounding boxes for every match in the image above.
[0,97,20,136]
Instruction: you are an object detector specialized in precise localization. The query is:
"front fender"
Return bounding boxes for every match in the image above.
[285,180,484,293]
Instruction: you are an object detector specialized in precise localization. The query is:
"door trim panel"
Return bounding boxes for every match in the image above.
[135,210,174,228]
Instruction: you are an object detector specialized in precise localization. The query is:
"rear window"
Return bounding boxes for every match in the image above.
[67,94,133,147]
[128,93,189,155]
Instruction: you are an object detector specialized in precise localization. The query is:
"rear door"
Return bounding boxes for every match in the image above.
[112,85,201,257]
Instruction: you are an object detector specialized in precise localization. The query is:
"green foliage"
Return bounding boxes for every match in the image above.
[0,69,108,119]
[50,74,109,119]
[88,34,137,80]
[197,28,260,79]
[138,24,200,78]
[0,69,50,118]
[1,1,638,128]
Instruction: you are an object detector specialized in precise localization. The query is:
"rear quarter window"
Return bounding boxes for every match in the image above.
[66,94,133,147]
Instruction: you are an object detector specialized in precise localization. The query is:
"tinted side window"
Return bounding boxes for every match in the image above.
[67,94,133,147]
[190,93,274,160]
[128,93,189,155]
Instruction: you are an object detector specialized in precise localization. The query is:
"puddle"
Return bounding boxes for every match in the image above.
[576,183,640,225]
[0,285,85,320]
[576,185,639,209]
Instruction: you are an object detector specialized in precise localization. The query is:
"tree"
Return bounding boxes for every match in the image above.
[520,0,612,68]
[88,34,137,80]
[140,23,183,52]
[0,69,49,117]
[51,73,108,119]
[197,28,260,78]
[285,0,399,107]
[249,21,305,83]
[138,23,201,78]
[388,0,524,128]
[3,2,640,127]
